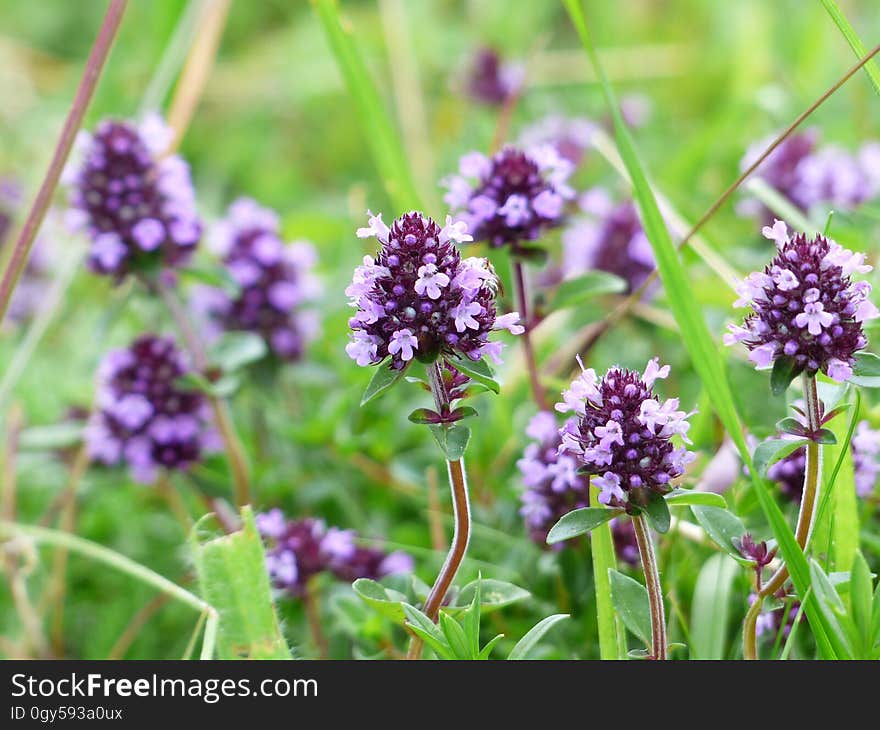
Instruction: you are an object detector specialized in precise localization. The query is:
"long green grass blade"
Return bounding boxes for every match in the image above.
[312,0,421,212]
[819,0,880,97]
[562,0,842,658]
[816,390,860,572]
[589,484,621,659]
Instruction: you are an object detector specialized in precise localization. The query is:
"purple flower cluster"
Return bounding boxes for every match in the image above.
[466,47,523,106]
[194,198,319,362]
[443,146,575,253]
[764,419,880,501]
[739,130,880,219]
[562,189,655,293]
[256,509,413,597]
[518,412,590,546]
[725,221,877,382]
[346,211,522,370]
[611,518,640,566]
[557,358,695,508]
[86,335,219,483]
[63,114,201,278]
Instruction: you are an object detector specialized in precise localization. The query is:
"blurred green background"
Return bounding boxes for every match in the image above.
[1,0,879,659]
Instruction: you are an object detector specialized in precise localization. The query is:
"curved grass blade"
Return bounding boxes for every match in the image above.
[819,0,880,97]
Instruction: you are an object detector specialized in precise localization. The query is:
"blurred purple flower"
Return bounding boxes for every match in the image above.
[562,189,654,293]
[346,210,521,370]
[193,198,319,362]
[519,115,597,167]
[63,114,201,278]
[86,334,219,483]
[725,221,877,382]
[466,47,523,106]
[256,509,412,597]
[611,517,640,566]
[443,145,575,253]
[517,411,590,547]
[738,130,880,220]
[557,357,695,508]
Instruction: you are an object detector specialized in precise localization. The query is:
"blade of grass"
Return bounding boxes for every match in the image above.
[589,483,620,659]
[816,390,860,572]
[819,0,880,97]
[312,0,421,212]
[562,0,843,658]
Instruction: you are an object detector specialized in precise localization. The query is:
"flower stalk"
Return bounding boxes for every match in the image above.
[407,362,472,660]
[0,0,127,323]
[632,513,667,660]
[513,261,549,410]
[743,373,822,660]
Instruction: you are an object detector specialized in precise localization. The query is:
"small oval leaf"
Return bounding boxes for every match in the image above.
[546,507,621,544]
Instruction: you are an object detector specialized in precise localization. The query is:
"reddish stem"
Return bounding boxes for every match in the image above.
[0,0,128,322]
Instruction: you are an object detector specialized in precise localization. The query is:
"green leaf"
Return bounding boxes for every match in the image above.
[477,634,505,660]
[311,0,421,211]
[776,417,807,436]
[809,559,855,659]
[190,507,290,659]
[643,490,671,534]
[440,612,472,660]
[589,484,621,660]
[549,271,627,312]
[402,604,453,659]
[690,554,738,659]
[819,0,880,98]
[454,579,530,613]
[448,356,500,394]
[407,408,439,425]
[545,507,621,544]
[849,352,880,387]
[753,438,809,478]
[850,552,873,655]
[18,422,84,451]
[352,578,408,622]
[207,331,268,374]
[816,390,859,572]
[664,489,727,509]
[813,428,837,445]
[608,569,651,649]
[462,574,481,658]
[690,505,748,561]
[771,356,802,396]
[428,424,471,461]
[360,364,405,406]
[508,614,570,660]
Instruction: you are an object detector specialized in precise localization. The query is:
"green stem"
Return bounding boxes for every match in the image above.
[407,363,472,660]
[743,373,822,660]
[632,514,666,660]
[0,0,127,323]
[513,261,549,411]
